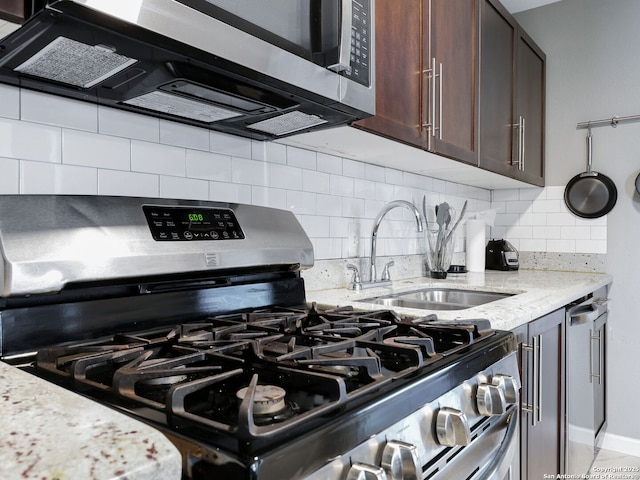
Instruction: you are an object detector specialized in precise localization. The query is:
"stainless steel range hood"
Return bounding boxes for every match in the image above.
[0,1,374,140]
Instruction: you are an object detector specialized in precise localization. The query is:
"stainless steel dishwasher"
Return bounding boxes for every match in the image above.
[565,285,608,475]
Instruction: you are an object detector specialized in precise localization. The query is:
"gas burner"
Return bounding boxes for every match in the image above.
[236,384,287,415]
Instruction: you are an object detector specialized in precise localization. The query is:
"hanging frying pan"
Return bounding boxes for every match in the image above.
[564,129,617,218]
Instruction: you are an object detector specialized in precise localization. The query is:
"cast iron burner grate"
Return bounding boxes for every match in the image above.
[34,304,494,444]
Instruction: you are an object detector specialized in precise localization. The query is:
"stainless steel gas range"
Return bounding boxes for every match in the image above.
[0,195,520,480]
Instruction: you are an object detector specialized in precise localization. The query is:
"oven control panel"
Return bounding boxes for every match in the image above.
[143,205,245,241]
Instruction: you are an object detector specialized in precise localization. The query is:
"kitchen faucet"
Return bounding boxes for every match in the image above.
[369,200,424,283]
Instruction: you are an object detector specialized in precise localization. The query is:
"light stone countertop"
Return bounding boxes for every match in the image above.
[307,269,613,331]
[0,362,182,480]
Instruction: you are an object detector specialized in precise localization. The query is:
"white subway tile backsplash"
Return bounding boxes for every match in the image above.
[300,215,330,238]
[329,217,350,237]
[0,84,19,119]
[494,213,520,226]
[98,169,158,197]
[342,197,365,218]
[63,129,131,170]
[445,181,460,196]
[365,163,385,182]
[330,174,354,197]
[343,158,365,178]
[287,190,317,215]
[385,168,404,185]
[507,225,533,239]
[547,212,576,226]
[505,200,532,214]
[252,141,287,164]
[311,238,343,260]
[21,161,97,194]
[209,181,251,203]
[210,131,252,158]
[0,118,61,163]
[286,146,316,170]
[21,90,97,132]
[575,215,606,226]
[160,120,209,151]
[520,238,547,251]
[519,213,547,226]
[404,171,430,189]
[375,183,395,202]
[590,225,607,240]
[185,150,232,182]
[364,198,385,220]
[98,107,160,143]
[353,178,376,200]
[0,85,609,261]
[492,189,519,201]
[561,225,591,240]
[0,157,19,193]
[532,225,561,239]
[231,157,270,186]
[316,193,343,216]
[576,239,606,254]
[518,187,544,201]
[317,152,343,174]
[302,169,330,194]
[160,176,209,200]
[270,163,302,190]
[545,186,565,200]
[251,186,287,209]
[547,239,576,253]
[131,140,186,176]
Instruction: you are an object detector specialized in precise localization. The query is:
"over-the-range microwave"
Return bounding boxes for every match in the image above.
[0,0,375,139]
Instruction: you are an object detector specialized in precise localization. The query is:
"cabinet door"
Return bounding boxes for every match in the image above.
[354,0,427,148]
[478,0,517,177]
[514,29,545,186]
[429,0,479,164]
[523,308,565,479]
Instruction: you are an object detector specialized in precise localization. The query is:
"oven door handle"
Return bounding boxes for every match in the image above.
[477,408,520,479]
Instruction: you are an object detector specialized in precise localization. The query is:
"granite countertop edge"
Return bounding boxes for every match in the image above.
[306,269,613,331]
[0,362,182,480]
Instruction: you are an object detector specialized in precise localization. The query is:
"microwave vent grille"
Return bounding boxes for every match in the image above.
[247,111,327,136]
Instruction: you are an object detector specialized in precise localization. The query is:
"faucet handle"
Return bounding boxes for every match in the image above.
[347,264,362,291]
[381,260,395,282]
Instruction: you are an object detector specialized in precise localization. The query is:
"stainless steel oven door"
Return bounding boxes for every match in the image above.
[430,408,520,480]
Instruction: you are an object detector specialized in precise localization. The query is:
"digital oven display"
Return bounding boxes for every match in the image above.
[142,205,245,241]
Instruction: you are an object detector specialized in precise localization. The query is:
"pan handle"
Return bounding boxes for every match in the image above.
[586,128,593,173]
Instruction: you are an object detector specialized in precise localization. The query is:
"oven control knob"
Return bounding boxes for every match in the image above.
[346,463,388,480]
[381,440,420,480]
[436,407,471,447]
[491,374,520,405]
[477,383,507,416]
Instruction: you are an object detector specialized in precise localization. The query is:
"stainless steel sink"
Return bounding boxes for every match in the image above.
[360,288,514,311]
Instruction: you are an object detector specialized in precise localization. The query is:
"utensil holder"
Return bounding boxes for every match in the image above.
[425,228,454,279]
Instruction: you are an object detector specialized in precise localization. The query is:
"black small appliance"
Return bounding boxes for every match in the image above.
[486,239,519,271]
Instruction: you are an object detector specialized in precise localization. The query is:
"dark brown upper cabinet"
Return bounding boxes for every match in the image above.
[355,0,479,166]
[355,0,545,186]
[479,0,546,186]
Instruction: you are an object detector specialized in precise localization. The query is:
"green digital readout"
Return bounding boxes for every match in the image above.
[188,213,204,221]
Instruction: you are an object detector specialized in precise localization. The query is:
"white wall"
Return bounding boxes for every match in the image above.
[517,0,640,453]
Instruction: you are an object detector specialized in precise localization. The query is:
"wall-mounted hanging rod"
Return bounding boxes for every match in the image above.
[577,114,640,129]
